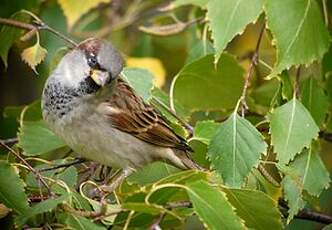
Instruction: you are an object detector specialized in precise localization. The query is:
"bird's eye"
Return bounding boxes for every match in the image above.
[87,56,99,68]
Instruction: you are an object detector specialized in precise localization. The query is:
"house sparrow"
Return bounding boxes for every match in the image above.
[41,38,199,180]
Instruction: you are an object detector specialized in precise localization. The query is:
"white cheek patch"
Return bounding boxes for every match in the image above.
[56,50,91,88]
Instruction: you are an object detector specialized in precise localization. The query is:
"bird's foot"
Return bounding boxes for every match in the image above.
[100,167,134,193]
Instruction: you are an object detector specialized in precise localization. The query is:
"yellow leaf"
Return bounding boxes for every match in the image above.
[127,57,166,88]
[58,0,111,30]
[0,204,10,219]
[21,42,47,74]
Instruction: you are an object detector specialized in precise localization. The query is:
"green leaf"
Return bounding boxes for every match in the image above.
[265,0,330,75]
[121,67,154,102]
[0,0,38,18]
[288,144,330,196]
[301,78,329,126]
[16,194,69,225]
[173,54,244,112]
[56,165,78,188]
[281,175,306,223]
[192,120,219,145]
[279,72,293,100]
[4,100,42,121]
[187,180,244,229]
[0,161,29,215]
[18,120,66,156]
[171,0,209,8]
[155,170,208,186]
[128,162,180,186]
[152,88,190,121]
[208,113,267,187]
[269,98,320,164]
[151,88,189,137]
[59,213,106,230]
[121,203,162,215]
[224,188,282,230]
[185,40,214,64]
[207,0,263,63]
[323,224,332,230]
[0,12,29,67]
[251,78,280,108]
[146,170,208,205]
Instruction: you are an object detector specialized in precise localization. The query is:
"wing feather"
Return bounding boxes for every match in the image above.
[100,78,192,152]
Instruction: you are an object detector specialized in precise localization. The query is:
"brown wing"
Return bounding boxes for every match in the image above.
[99,78,192,152]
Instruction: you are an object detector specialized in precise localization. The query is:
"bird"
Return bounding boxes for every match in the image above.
[41,38,200,187]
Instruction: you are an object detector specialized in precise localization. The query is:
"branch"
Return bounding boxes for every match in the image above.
[0,17,77,47]
[0,140,53,196]
[139,17,204,37]
[165,200,192,209]
[0,18,35,30]
[296,208,332,224]
[61,203,114,219]
[167,199,332,225]
[239,23,265,116]
[0,137,18,145]
[279,200,332,224]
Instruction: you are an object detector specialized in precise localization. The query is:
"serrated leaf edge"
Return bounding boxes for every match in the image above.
[264,1,331,77]
[207,0,263,64]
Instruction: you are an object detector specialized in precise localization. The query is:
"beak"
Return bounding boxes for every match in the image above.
[90,69,111,87]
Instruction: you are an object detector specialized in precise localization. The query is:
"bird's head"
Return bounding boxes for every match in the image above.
[52,38,124,95]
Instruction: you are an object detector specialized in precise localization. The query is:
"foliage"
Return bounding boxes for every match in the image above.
[0,0,332,229]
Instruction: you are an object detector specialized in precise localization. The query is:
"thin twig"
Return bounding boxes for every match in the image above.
[165,199,332,225]
[40,22,77,47]
[165,200,192,209]
[152,97,194,137]
[0,17,77,47]
[0,137,18,145]
[296,208,332,224]
[138,17,203,37]
[38,158,86,172]
[0,17,35,30]
[279,199,332,224]
[61,203,121,218]
[0,140,53,196]
[239,23,265,116]
[29,194,51,203]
